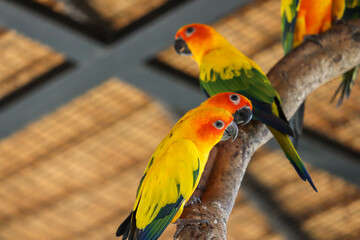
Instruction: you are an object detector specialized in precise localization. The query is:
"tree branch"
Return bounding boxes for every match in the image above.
[176,19,360,240]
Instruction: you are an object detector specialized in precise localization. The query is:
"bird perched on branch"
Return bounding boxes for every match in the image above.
[116,92,253,240]
[174,23,317,192]
[281,0,360,145]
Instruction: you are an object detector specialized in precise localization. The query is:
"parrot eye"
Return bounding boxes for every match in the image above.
[213,120,225,129]
[229,94,240,105]
[185,27,196,37]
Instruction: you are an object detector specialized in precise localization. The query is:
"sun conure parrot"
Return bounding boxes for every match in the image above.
[174,23,317,192]
[116,93,254,240]
[281,0,360,145]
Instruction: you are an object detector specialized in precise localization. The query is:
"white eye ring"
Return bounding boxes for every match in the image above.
[229,94,240,105]
[185,27,196,37]
[213,120,225,129]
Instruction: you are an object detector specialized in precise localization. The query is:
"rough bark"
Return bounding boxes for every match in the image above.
[176,19,360,240]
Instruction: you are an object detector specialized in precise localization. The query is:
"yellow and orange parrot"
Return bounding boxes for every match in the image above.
[174,23,317,192]
[116,93,252,240]
[281,0,360,144]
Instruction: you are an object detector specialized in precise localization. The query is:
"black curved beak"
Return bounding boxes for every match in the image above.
[221,121,239,142]
[174,38,192,56]
[234,106,253,126]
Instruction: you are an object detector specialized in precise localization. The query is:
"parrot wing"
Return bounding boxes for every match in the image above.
[117,139,200,240]
[331,0,359,106]
[281,0,301,53]
[332,0,346,21]
[332,0,360,22]
[200,83,211,98]
[342,0,360,20]
[200,66,294,136]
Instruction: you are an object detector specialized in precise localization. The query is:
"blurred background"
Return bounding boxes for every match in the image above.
[0,0,359,239]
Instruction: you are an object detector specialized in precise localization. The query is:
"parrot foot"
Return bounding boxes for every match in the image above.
[173,219,209,239]
[304,34,323,48]
[185,195,201,206]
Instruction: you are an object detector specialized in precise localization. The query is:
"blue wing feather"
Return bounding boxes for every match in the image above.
[137,196,185,240]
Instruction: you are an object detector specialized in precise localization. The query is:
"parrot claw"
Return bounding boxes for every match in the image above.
[173,219,209,239]
[304,34,323,48]
[185,195,201,206]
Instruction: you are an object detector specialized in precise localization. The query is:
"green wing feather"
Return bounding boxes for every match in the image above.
[136,196,184,240]
[281,0,301,53]
[201,67,276,104]
[200,67,294,136]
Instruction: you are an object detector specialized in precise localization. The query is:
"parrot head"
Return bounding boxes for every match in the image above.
[185,108,238,144]
[174,23,225,63]
[201,92,253,125]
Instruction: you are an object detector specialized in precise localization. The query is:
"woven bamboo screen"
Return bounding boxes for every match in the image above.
[33,0,169,30]
[0,27,64,100]
[247,148,360,240]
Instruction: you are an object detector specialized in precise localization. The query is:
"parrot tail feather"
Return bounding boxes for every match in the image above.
[273,97,288,122]
[331,66,358,107]
[116,211,138,240]
[253,108,295,137]
[287,153,317,191]
[287,156,306,181]
[269,127,317,192]
[116,212,132,239]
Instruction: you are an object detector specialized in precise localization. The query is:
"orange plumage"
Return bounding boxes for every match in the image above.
[293,0,333,47]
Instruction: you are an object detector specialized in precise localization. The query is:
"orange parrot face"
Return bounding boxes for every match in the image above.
[174,23,217,58]
[202,92,253,125]
[190,108,238,142]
